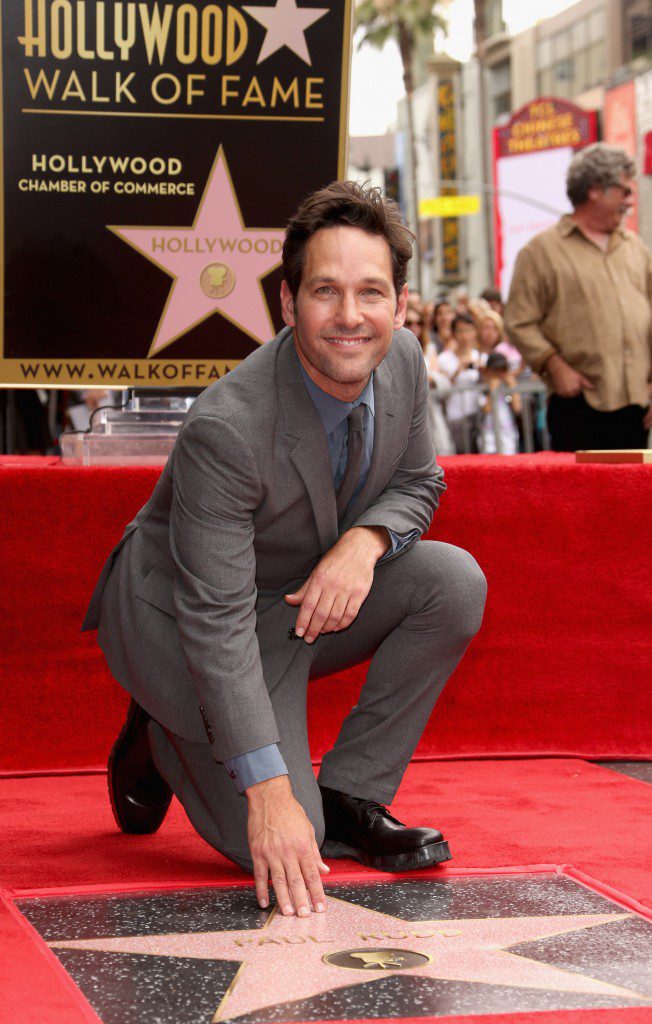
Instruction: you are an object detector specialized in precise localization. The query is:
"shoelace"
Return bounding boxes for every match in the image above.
[354,797,404,827]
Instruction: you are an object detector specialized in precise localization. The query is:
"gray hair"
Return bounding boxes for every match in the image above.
[566,143,636,207]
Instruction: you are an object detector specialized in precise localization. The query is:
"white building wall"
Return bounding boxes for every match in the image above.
[510,27,537,110]
[397,81,440,296]
[460,59,492,296]
[416,79,443,299]
[346,164,386,191]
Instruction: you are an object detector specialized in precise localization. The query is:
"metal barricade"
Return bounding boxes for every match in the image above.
[442,381,550,454]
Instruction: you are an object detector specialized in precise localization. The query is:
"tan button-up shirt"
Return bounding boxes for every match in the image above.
[505,214,652,412]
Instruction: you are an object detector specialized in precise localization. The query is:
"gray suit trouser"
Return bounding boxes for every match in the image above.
[148,541,487,872]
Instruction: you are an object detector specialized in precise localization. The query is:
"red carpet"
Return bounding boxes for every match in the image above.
[2,760,650,905]
[1,454,651,772]
[2,759,651,1024]
[2,456,650,1022]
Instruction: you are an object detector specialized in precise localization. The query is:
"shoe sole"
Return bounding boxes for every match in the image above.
[321,839,452,871]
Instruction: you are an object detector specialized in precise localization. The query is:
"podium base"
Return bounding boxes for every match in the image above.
[60,389,197,465]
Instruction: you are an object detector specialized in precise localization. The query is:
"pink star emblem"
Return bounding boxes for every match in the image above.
[50,895,645,1020]
[109,148,285,356]
[244,0,329,66]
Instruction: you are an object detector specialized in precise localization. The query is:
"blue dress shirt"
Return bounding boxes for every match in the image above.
[222,364,418,793]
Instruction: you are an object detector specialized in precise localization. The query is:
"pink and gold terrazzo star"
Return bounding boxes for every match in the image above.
[108,147,284,357]
[50,894,646,1021]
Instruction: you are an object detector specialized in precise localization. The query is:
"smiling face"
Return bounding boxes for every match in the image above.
[280,225,408,401]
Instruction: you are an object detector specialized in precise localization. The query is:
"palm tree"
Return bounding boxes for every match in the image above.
[355,0,447,293]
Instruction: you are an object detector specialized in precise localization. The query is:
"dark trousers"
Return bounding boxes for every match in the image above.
[548,394,648,452]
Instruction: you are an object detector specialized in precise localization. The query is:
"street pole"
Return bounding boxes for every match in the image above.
[473,0,495,284]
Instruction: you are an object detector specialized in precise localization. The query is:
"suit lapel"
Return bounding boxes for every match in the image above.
[276,334,339,554]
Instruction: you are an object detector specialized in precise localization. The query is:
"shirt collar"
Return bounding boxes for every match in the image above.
[558,213,628,240]
[298,361,375,435]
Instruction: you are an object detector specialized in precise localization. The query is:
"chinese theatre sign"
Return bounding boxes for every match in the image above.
[0,0,353,387]
[494,98,596,157]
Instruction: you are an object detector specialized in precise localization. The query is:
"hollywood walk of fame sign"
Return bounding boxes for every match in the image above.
[0,0,353,388]
[15,875,652,1023]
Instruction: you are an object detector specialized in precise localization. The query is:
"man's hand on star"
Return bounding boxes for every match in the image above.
[285,527,390,643]
[246,775,330,917]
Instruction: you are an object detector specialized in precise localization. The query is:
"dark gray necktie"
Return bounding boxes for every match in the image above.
[336,405,365,521]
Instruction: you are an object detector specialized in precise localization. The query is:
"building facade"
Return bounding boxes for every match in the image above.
[390,0,651,300]
[468,0,652,296]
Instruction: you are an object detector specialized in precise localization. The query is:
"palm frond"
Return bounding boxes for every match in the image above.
[356,22,398,49]
[355,1,447,43]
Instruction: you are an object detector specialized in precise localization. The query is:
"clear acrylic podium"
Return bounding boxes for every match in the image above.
[60,390,197,466]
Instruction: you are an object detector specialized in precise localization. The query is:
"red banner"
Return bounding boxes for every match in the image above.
[604,80,639,233]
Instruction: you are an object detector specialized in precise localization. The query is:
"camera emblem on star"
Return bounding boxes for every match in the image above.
[200,263,236,300]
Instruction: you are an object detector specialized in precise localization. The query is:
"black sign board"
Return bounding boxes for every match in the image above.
[1,1,352,387]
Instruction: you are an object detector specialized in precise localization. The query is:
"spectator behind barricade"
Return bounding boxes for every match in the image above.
[468,296,491,328]
[438,313,482,453]
[405,299,456,456]
[468,296,487,319]
[478,310,525,375]
[451,286,470,315]
[404,299,428,348]
[430,298,455,352]
[505,142,652,451]
[480,287,504,316]
[478,352,522,455]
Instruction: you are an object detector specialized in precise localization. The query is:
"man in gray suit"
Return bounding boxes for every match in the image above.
[83,181,486,920]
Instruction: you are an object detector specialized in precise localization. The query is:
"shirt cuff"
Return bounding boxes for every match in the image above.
[532,345,559,375]
[379,528,420,563]
[222,744,289,795]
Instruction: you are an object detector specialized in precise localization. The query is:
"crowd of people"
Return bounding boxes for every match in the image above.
[404,285,538,456]
[7,290,538,457]
[12,286,538,457]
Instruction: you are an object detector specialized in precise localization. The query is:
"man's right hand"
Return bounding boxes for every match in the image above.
[246,775,330,916]
[546,353,594,398]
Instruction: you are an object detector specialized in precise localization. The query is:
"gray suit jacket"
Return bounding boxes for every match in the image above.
[82,327,445,760]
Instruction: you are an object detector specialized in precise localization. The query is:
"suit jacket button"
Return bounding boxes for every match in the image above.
[230,770,237,779]
[288,627,298,640]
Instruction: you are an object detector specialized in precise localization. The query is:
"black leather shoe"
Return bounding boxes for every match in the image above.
[108,700,173,834]
[319,785,451,871]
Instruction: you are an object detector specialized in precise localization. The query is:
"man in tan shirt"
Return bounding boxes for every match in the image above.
[505,143,652,451]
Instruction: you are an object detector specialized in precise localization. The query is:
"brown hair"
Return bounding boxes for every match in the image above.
[282,180,414,299]
[566,143,637,206]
